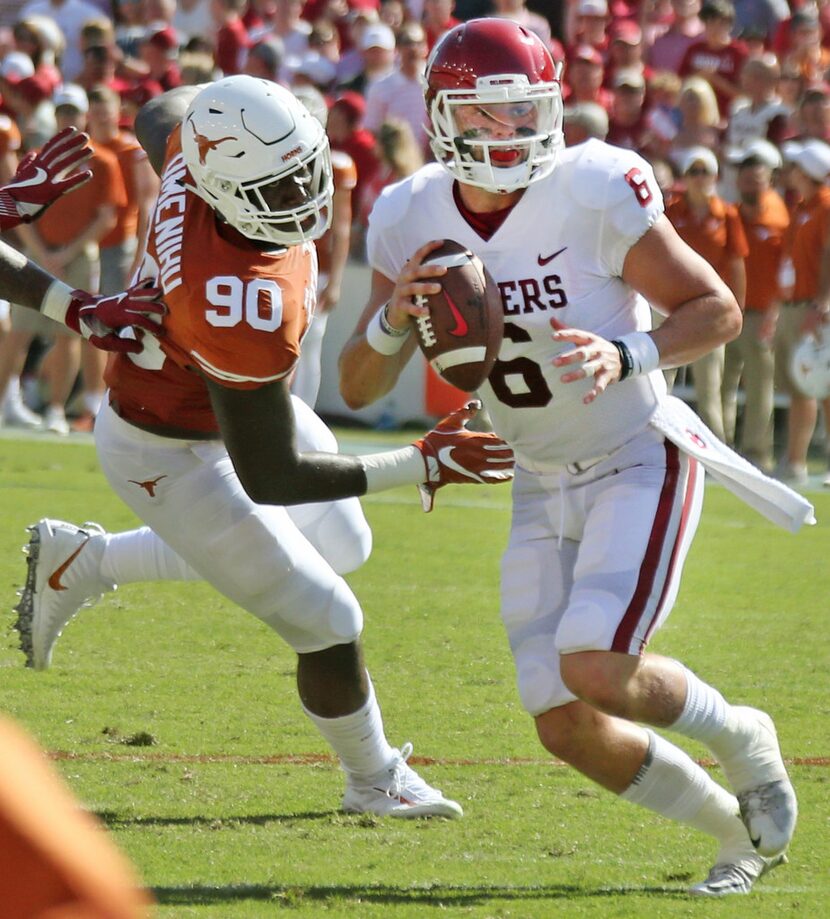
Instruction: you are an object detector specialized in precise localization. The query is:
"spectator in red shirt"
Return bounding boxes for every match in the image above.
[606,68,651,151]
[327,90,381,225]
[139,26,182,90]
[213,0,251,76]
[680,0,748,121]
[604,19,652,89]
[422,0,461,52]
[564,44,613,112]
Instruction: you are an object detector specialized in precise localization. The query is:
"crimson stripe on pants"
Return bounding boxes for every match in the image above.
[612,441,684,653]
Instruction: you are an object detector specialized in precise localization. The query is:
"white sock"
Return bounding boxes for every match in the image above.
[621,730,746,848]
[100,527,201,584]
[302,679,396,780]
[84,390,103,415]
[4,375,21,408]
[670,666,746,763]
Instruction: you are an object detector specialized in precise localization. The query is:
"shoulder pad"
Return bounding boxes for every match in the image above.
[568,139,655,212]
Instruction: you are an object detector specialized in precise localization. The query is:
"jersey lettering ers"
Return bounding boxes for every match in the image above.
[106,126,317,435]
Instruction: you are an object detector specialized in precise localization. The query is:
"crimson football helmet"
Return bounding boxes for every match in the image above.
[182,75,333,247]
[424,18,563,194]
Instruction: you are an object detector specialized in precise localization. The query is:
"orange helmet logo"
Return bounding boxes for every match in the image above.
[190,122,237,165]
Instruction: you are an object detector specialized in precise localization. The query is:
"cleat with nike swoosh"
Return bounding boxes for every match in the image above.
[13,519,115,670]
[342,743,463,819]
[718,707,797,857]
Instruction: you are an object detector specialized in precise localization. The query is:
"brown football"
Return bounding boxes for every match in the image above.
[413,240,503,392]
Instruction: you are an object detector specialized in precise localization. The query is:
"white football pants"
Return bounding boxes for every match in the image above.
[500,427,704,715]
[94,396,370,653]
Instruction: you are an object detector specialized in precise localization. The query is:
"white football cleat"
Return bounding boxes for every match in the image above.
[14,519,115,670]
[719,707,797,857]
[689,849,787,897]
[342,743,464,819]
[42,406,70,436]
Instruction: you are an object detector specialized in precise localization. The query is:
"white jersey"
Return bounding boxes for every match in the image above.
[367,140,668,470]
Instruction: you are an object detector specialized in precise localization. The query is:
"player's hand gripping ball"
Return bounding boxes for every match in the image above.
[413,240,503,391]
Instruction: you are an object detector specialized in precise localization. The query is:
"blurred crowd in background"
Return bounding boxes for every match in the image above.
[0,0,829,484]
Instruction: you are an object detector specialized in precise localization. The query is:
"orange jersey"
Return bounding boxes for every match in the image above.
[37,141,127,248]
[315,150,356,276]
[739,189,790,312]
[665,193,749,282]
[98,131,147,247]
[787,185,830,301]
[106,125,317,435]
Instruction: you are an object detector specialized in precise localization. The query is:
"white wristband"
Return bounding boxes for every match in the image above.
[616,331,660,376]
[366,302,410,355]
[359,445,425,492]
[40,279,74,325]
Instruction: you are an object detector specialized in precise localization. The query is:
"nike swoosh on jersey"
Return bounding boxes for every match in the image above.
[9,167,47,190]
[537,246,567,266]
[444,290,468,337]
[47,537,90,591]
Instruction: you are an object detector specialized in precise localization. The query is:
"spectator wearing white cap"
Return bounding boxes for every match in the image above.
[337,22,396,96]
[665,147,749,439]
[569,0,610,58]
[773,137,830,485]
[722,139,788,470]
[18,0,105,81]
[364,22,430,156]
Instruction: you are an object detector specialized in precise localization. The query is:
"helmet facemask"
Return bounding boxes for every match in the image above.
[427,70,564,194]
[198,135,333,247]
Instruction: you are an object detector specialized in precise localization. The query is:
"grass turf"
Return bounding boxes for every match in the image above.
[1,434,828,917]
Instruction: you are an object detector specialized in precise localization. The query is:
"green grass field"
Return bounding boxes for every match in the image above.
[1,433,828,918]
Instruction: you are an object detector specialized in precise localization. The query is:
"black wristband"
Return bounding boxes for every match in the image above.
[611,339,634,382]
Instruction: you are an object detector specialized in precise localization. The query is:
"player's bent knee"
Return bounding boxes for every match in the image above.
[534,702,589,761]
[559,650,629,714]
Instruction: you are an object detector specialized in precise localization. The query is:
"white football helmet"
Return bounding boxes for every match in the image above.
[791,332,830,399]
[181,75,333,247]
[424,18,563,195]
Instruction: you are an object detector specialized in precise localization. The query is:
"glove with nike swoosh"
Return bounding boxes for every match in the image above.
[0,127,94,230]
[413,400,515,512]
[65,281,166,354]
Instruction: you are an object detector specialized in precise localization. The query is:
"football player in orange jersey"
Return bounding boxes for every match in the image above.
[11,76,514,818]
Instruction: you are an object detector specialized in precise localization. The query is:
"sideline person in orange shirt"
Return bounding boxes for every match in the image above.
[665,146,748,439]
[722,140,789,472]
[774,138,830,485]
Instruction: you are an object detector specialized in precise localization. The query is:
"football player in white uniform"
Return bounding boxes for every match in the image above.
[10,77,515,820]
[339,18,800,894]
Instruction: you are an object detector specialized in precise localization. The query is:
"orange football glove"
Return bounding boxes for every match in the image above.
[413,400,514,512]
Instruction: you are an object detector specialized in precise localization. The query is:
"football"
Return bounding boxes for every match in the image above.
[412,240,503,391]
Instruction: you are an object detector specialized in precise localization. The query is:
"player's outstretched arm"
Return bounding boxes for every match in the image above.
[207,377,514,509]
[0,127,93,230]
[0,239,163,353]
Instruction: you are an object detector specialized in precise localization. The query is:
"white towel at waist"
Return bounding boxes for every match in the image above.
[650,396,816,534]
